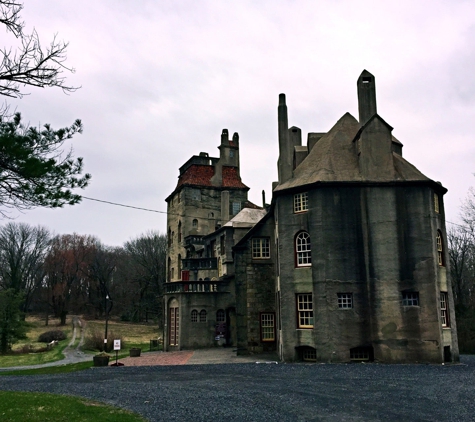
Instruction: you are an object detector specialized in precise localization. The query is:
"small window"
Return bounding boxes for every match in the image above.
[350,347,373,361]
[434,193,440,214]
[178,221,182,243]
[171,267,175,280]
[260,313,275,341]
[216,309,225,323]
[297,293,313,328]
[293,192,308,213]
[252,238,270,259]
[302,347,317,362]
[220,235,225,256]
[437,231,445,266]
[192,219,198,228]
[191,189,201,201]
[440,292,450,327]
[232,201,241,215]
[295,231,311,267]
[199,310,207,322]
[171,231,174,245]
[191,310,198,323]
[338,293,353,309]
[229,150,234,158]
[402,292,419,307]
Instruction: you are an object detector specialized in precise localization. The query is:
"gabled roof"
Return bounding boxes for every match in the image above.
[223,207,267,228]
[275,112,433,192]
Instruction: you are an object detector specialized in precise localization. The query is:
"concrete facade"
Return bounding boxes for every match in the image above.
[164,70,458,363]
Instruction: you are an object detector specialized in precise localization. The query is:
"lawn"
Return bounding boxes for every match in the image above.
[0,315,162,368]
[0,391,146,422]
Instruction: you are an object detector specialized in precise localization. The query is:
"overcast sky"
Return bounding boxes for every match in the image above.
[5,0,475,246]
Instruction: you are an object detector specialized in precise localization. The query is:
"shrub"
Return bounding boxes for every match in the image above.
[38,330,67,343]
[85,329,125,353]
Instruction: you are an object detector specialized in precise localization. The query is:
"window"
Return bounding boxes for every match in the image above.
[229,150,234,158]
[178,221,182,243]
[199,310,207,322]
[434,193,439,214]
[338,293,353,309]
[252,238,270,259]
[171,231,174,245]
[302,347,317,362]
[216,309,225,323]
[191,188,201,201]
[171,267,175,280]
[402,292,419,306]
[440,292,450,327]
[437,231,445,266]
[220,235,225,255]
[350,347,373,361]
[168,227,171,247]
[177,254,181,279]
[297,293,313,328]
[293,192,308,213]
[191,310,198,323]
[232,201,241,215]
[296,232,311,267]
[192,219,198,228]
[260,313,275,341]
[169,306,179,346]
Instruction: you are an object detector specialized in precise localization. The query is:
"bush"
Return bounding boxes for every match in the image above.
[85,329,125,353]
[38,330,67,343]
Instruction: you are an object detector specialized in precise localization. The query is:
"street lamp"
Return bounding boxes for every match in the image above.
[104,293,112,352]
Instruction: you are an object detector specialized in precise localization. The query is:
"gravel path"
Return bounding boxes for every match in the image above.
[2,355,475,421]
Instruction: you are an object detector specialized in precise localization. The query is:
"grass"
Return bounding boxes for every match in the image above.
[0,315,161,369]
[0,391,146,422]
[0,361,94,376]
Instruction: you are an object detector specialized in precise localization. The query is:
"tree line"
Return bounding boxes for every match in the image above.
[0,222,167,327]
[448,183,475,352]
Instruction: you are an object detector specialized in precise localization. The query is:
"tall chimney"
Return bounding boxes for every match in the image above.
[357,70,377,126]
[278,94,292,183]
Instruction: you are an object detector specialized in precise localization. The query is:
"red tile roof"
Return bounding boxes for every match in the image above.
[176,165,248,189]
[222,166,247,188]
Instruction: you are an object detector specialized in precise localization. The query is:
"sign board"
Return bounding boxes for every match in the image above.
[113,339,121,351]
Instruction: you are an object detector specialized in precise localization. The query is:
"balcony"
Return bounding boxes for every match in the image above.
[184,235,205,247]
[182,257,217,270]
[165,280,228,294]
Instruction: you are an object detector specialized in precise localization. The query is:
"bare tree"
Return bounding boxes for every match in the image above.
[0,1,78,99]
[0,221,50,313]
[123,231,167,325]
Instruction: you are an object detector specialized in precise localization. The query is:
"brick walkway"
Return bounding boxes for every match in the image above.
[118,351,194,366]
[116,348,279,367]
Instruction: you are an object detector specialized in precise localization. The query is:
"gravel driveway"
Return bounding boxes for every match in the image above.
[2,355,475,421]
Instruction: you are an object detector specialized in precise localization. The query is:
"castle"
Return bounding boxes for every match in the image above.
[163,70,459,363]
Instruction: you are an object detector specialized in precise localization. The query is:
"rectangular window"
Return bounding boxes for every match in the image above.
[337,293,353,309]
[191,188,201,201]
[297,293,314,328]
[260,313,275,341]
[293,192,308,213]
[232,201,241,215]
[252,238,270,259]
[440,292,450,327]
[434,193,440,214]
[220,235,225,256]
[402,292,419,306]
[169,307,179,346]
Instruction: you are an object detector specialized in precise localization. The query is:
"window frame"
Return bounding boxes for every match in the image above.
[216,309,225,323]
[440,292,450,327]
[295,231,311,267]
[252,237,271,259]
[293,192,308,213]
[402,291,419,307]
[434,193,440,214]
[260,312,276,342]
[296,293,314,328]
[199,309,207,322]
[337,293,353,309]
[437,230,445,266]
[191,309,198,323]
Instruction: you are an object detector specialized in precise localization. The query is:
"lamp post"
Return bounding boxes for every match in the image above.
[104,294,112,352]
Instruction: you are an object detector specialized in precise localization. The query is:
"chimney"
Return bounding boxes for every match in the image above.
[357,70,377,126]
[278,94,292,183]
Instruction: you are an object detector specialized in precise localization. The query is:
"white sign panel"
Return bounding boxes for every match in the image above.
[113,339,121,351]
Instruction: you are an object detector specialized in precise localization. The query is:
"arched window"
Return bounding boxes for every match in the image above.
[199,310,207,322]
[168,227,171,247]
[178,221,182,243]
[192,219,198,228]
[295,231,311,267]
[191,309,198,323]
[216,309,225,323]
[437,231,445,266]
[178,254,182,279]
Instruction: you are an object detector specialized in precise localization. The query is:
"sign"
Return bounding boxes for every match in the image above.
[113,339,121,351]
